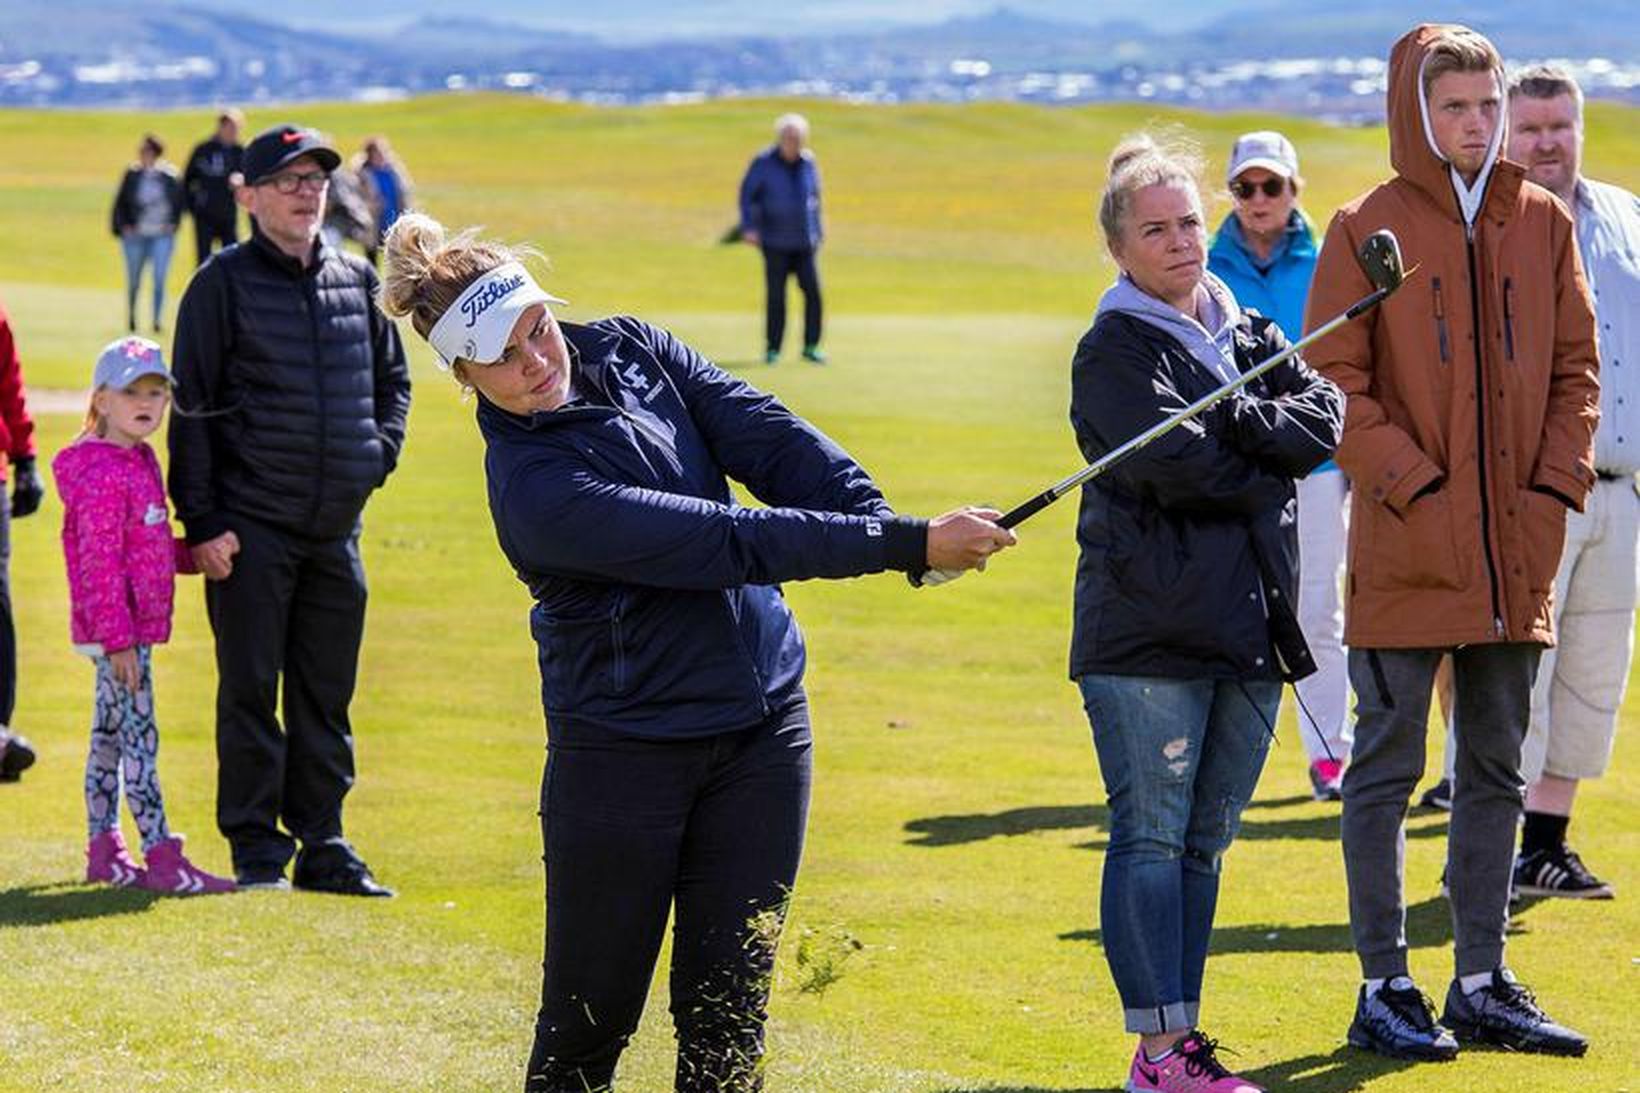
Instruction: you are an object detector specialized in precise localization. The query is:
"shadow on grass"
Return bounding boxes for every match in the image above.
[1061,894,1543,955]
[1243,1044,1422,1091]
[0,882,160,926]
[906,800,1446,849]
[904,804,1108,847]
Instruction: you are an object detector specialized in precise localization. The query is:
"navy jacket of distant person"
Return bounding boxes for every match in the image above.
[477,316,926,740]
[167,228,411,543]
[1069,294,1343,683]
[183,137,244,227]
[738,147,823,251]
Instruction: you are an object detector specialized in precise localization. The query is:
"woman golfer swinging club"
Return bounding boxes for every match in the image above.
[379,213,1013,1093]
[1069,134,1342,1093]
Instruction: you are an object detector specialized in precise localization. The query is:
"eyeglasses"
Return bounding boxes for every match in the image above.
[1231,177,1288,200]
[260,170,330,196]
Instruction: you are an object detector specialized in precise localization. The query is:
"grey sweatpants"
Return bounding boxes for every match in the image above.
[1342,643,1540,979]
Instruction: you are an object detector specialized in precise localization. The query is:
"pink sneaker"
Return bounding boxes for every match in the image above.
[1126,1032,1264,1093]
[1309,758,1344,801]
[140,836,236,895]
[86,829,146,887]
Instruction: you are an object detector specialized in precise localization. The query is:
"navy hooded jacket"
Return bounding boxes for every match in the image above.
[738,148,823,251]
[477,316,926,739]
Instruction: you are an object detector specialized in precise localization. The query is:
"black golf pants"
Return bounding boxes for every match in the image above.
[525,694,812,1093]
[761,246,822,353]
[205,518,368,877]
[192,213,237,266]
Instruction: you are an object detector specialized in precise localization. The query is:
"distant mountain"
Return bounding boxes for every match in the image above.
[0,2,1634,113]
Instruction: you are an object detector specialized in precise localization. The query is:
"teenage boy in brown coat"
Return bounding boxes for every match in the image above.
[1306,23,1598,1062]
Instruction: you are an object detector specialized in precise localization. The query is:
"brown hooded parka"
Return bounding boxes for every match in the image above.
[1306,24,1600,649]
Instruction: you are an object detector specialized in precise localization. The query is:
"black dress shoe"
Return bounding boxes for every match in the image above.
[0,729,36,782]
[294,861,395,898]
[1348,979,1460,1061]
[1443,969,1588,1056]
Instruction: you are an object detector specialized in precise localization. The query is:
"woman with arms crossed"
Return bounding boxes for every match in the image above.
[379,213,1013,1093]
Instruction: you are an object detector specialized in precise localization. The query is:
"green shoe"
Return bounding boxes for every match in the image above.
[802,345,827,364]
[764,349,780,364]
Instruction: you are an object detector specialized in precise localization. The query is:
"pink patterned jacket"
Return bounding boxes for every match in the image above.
[53,437,194,652]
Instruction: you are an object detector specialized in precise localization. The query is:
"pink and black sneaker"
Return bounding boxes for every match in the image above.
[1309,758,1344,801]
[86,829,146,887]
[140,836,236,895]
[1126,1032,1264,1093]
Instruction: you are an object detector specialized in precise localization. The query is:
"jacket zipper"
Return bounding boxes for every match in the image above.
[305,275,327,527]
[1432,277,1451,363]
[1502,276,1517,361]
[724,588,771,717]
[608,598,627,693]
[1465,223,1506,637]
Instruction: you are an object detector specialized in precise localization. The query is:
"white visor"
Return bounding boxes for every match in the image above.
[427,262,565,369]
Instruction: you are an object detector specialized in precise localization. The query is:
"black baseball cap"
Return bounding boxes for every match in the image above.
[241,123,341,185]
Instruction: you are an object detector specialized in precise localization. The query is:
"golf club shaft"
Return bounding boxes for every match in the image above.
[997,297,1378,530]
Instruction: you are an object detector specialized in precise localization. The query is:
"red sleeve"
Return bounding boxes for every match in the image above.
[0,304,36,462]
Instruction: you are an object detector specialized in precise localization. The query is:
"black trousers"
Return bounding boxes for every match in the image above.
[192,212,237,266]
[525,694,812,1093]
[204,518,368,876]
[761,247,822,353]
[0,494,14,726]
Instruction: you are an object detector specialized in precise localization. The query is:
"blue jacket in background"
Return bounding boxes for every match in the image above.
[1208,208,1337,474]
[477,316,925,740]
[738,147,823,251]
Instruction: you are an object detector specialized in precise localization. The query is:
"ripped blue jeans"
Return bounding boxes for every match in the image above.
[1078,674,1279,1034]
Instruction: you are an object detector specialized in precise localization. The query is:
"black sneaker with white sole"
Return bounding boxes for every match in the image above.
[1348,978,1459,1061]
[1442,969,1587,1056]
[1417,777,1452,811]
[1513,844,1614,899]
[0,727,36,782]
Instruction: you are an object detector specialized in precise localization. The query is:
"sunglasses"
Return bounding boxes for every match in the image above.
[1231,177,1288,200]
[260,170,331,196]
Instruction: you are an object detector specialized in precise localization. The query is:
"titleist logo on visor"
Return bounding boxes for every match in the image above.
[460,273,527,329]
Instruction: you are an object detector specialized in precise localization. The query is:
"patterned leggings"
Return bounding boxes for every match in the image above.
[84,645,170,851]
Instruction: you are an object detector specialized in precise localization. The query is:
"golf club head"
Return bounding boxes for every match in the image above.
[1357,229,1405,294]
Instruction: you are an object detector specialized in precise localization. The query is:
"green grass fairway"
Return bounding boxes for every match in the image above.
[1,96,1637,1092]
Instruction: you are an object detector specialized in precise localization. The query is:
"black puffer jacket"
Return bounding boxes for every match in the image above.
[1070,309,1343,683]
[168,229,411,542]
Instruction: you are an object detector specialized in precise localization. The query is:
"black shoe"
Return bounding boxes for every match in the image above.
[1348,979,1460,1061]
[1442,969,1587,1056]
[1418,777,1453,811]
[0,728,36,782]
[294,860,394,898]
[1514,843,1614,899]
[235,865,291,891]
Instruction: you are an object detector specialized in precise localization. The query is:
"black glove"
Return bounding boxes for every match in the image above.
[10,455,43,518]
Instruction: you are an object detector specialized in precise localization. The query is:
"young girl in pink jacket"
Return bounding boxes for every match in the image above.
[53,336,233,894]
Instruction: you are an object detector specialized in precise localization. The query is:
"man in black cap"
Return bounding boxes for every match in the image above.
[168,123,411,896]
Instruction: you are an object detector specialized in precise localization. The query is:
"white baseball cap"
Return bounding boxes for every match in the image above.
[427,262,565,369]
[93,336,172,389]
[1227,131,1299,182]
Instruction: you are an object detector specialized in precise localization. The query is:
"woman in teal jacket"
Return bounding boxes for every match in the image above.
[1207,130,1351,802]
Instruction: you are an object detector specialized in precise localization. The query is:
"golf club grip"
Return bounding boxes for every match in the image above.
[1344,286,1389,320]
[998,490,1056,529]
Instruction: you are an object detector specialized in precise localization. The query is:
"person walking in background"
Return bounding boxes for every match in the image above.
[0,296,41,784]
[183,109,245,267]
[168,124,411,897]
[1073,133,1342,1093]
[351,135,414,266]
[1308,23,1597,1061]
[54,336,235,894]
[1504,65,1640,900]
[111,134,185,334]
[379,211,1011,1093]
[1207,129,1350,801]
[738,113,825,364]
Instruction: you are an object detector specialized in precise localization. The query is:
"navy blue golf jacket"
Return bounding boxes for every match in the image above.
[477,316,926,739]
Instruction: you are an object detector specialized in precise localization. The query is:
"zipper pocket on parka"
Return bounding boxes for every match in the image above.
[1502,276,1517,361]
[1432,277,1451,363]
[608,600,627,693]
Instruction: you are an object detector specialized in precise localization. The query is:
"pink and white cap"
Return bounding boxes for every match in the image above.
[427,261,564,369]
